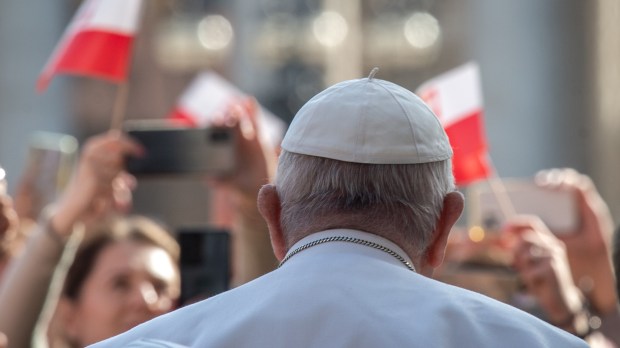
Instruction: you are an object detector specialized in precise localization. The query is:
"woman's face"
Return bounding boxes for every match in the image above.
[63,239,180,346]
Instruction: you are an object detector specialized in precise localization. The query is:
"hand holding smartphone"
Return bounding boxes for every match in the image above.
[13,132,78,220]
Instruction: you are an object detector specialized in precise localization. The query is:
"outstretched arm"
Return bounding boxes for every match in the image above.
[205,98,279,287]
[0,131,142,348]
[535,169,617,318]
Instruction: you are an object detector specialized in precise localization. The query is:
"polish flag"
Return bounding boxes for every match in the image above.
[169,71,286,150]
[416,62,492,186]
[37,0,144,92]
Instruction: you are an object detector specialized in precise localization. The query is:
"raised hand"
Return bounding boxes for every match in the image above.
[50,131,143,235]
[505,215,587,333]
[535,168,617,315]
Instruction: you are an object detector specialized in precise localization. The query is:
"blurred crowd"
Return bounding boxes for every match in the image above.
[0,94,619,347]
[0,98,278,348]
[437,169,620,347]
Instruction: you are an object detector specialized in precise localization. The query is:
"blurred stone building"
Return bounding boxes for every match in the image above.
[0,0,619,230]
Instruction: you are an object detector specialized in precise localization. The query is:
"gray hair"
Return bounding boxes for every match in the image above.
[275,150,456,258]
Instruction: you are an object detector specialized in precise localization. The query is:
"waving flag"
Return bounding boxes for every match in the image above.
[169,71,286,150]
[37,0,144,92]
[416,62,492,186]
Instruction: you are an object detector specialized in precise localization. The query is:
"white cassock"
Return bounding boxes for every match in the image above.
[90,229,588,348]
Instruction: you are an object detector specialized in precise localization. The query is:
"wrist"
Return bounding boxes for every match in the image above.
[577,270,618,315]
[551,298,601,339]
[46,204,81,238]
[40,206,73,246]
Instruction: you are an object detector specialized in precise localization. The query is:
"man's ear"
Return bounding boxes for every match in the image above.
[421,191,464,273]
[257,184,286,261]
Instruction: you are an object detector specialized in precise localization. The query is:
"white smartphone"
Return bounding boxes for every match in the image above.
[467,178,579,235]
[19,132,78,218]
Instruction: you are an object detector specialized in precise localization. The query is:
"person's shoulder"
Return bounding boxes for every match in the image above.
[120,338,190,347]
[91,338,189,348]
[424,279,588,347]
[89,279,270,347]
[89,298,218,347]
[431,279,538,322]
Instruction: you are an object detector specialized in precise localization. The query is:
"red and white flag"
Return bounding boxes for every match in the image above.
[416,62,492,186]
[37,0,144,92]
[169,71,286,149]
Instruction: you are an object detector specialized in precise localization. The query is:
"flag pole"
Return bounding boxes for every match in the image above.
[486,160,516,221]
[110,82,129,130]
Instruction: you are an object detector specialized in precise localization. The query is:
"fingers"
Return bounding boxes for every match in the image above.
[534,168,592,217]
[505,215,547,233]
[507,216,571,282]
[112,172,136,213]
[513,238,552,271]
[202,96,275,206]
[505,215,566,273]
[241,96,259,121]
[535,168,584,190]
[535,168,613,248]
[227,99,258,141]
[83,131,143,165]
[503,214,557,246]
[53,132,143,230]
[517,255,553,288]
[511,225,572,304]
[80,132,143,185]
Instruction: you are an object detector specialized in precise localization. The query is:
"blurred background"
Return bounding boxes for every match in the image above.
[0,0,619,230]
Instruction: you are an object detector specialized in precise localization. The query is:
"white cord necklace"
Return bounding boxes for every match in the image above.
[278,236,417,272]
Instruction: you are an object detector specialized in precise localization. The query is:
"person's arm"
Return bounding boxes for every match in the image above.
[206,99,279,287]
[0,131,142,348]
[229,187,278,287]
[0,214,82,348]
[536,169,618,325]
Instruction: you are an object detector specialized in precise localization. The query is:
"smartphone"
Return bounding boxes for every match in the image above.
[16,132,78,219]
[123,120,236,177]
[467,178,579,235]
[177,227,230,305]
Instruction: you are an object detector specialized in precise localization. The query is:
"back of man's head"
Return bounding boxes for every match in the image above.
[275,71,456,259]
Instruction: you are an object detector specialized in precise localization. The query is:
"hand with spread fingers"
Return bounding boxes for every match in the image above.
[50,131,143,236]
[535,168,617,318]
[505,215,589,335]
